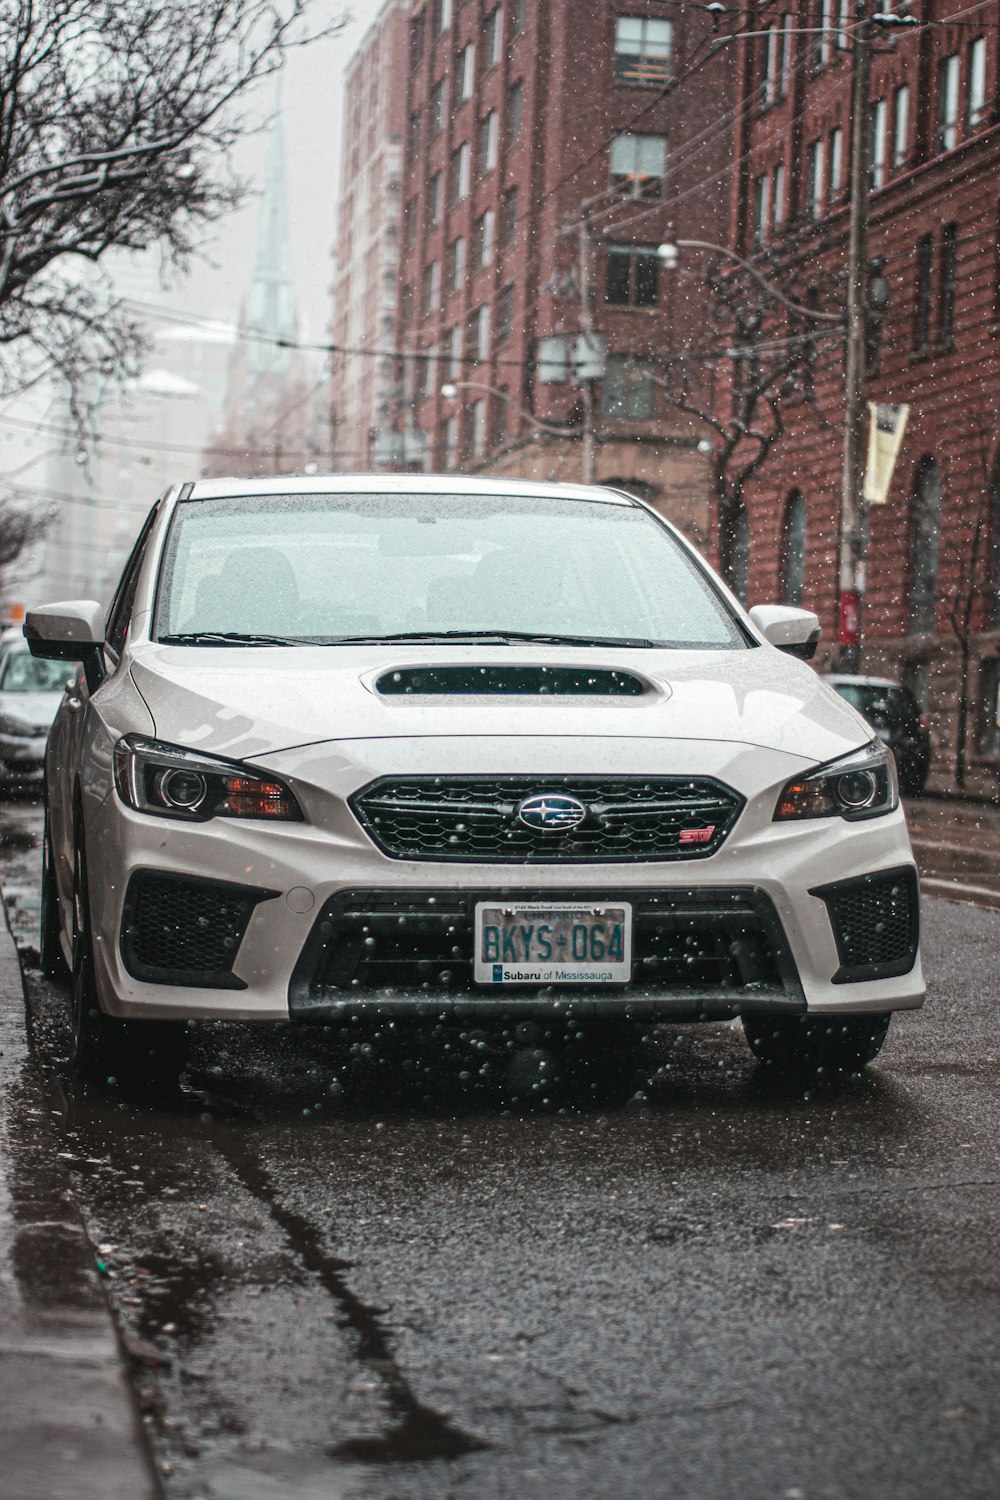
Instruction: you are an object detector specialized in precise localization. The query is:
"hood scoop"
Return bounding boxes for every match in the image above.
[374,664,647,697]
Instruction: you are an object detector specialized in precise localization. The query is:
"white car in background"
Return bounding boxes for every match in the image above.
[26,475,923,1087]
[0,639,71,791]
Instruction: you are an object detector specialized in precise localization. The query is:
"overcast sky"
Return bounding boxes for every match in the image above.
[150,0,383,342]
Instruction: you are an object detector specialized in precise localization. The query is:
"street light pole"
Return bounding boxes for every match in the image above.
[837,0,874,672]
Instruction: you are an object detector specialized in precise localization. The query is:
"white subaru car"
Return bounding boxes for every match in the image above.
[27,475,923,1086]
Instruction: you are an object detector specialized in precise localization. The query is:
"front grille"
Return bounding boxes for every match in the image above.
[121,873,276,988]
[375,665,646,696]
[350,775,744,863]
[811,865,919,983]
[288,886,804,1017]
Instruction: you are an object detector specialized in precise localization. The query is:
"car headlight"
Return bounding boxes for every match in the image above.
[774,738,898,822]
[114,736,302,822]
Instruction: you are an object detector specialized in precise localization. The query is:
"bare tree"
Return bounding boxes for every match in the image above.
[0,0,342,400]
[658,254,841,597]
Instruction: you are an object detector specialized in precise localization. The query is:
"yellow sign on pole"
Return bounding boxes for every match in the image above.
[864,402,909,505]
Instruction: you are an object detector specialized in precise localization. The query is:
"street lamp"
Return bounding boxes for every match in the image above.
[656,236,843,324]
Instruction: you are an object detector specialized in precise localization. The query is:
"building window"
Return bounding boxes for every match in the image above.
[605,244,659,307]
[450,141,471,201]
[457,42,475,101]
[780,491,806,607]
[610,132,667,197]
[513,0,527,34]
[869,98,887,191]
[423,259,441,315]
[814,0,833,70]
[444,413,459,468]
[760,26,779,110]
[806,138,825,218]
[892,85,910,168]
[471,398,488,456]
[485,7,503,68]
[829,126,844,197]
[408,110,421,157]
[474,207,495,266]
[490,387,508,444]
[434,0,452,35]
[508,79,523,141]
[976,658,1000,757]
[403,198,417,248]
[428,171,442,225]
[780,13,793,96]
[448,236,466,292]
[752,174,769,248]
[429,77,446,136]
[968,36,988,131]
[908,456,942,634]
[478,110,499,172]
[836,0,850,50]
[614,16,672,86]
[400,283,414,330]
[773,162,785,229]
[422,345,439,399]
[937,53,960,152]
[448,323,463,376]
[914,233,934,350]
[939,220,958,342]
[496,283,514,343]
[501,184,519,247]
[472,302,490,360]
[600,356,655,419]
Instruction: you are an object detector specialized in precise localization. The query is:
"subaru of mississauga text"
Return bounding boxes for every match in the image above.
[27,476,923,1086]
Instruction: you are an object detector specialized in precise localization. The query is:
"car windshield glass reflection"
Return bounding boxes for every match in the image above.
[0,654,70,692]
[154,492,746,649]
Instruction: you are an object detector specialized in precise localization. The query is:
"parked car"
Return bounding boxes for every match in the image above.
[824,675,931,797]
[26,476,923,1087]
[0,639,71,792]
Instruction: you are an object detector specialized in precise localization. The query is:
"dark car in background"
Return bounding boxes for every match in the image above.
[825,675,931,797]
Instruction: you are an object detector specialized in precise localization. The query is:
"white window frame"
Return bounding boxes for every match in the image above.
[829,126,844,196]
[448,323,462,377]
[472,398,488,456]
[807,138,825,218]
[869,97,887,191]
[479,207,495,266]
[437,0,452,34]
[610,132,667,197]
[458,43,475,101]
[475,303,490,360]
[773,162,785,229]
[892,85,910,167]
[968,36,987,130]
[481,110,499,172]
[753,173,770,246]
[450,236,466,292]
[938,53,960,151]
[486,7,503,68]
[614,16,673,85]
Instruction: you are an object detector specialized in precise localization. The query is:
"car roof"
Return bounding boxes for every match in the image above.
[183,473,638,506]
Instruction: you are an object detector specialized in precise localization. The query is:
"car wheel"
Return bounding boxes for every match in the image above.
[741,1013,891,1077]
[70,819,189,1087]
[40,817,69,981]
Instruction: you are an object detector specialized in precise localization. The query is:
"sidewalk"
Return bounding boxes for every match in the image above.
[0,909,159,1498]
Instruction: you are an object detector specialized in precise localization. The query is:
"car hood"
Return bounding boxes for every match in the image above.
[0,689,63,733]
[127,643,870,769]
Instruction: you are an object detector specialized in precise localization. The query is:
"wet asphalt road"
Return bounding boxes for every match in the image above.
[4,797,1000,1500]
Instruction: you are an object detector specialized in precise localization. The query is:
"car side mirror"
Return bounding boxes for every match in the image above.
[24,601,107,693]
[748,604,822,660]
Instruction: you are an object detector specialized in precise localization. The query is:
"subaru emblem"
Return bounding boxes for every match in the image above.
[517,793,587,831]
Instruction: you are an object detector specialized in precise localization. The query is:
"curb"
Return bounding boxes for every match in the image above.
[0,904,160,1499]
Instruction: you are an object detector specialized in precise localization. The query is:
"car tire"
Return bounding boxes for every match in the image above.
[70,818,189,1088]
[40,818,69,981]
[741,1012,891,1077]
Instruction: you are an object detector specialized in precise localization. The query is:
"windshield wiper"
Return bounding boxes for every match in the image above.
[323,629,658,648]
[158,631,301,647]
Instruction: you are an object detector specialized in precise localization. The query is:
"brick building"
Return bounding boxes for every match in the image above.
[333,0,735,544]
[329,0,411,471]
[726,0,1000,795]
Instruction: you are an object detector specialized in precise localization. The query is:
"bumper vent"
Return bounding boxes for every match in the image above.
[350,775,744,863]
[121,873,276,988]
[811,865,919,983]
[288,885,804,1018]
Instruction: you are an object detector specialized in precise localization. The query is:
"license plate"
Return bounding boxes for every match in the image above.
[473,901,632,985]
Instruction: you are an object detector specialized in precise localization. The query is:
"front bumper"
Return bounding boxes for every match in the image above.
[84,738,926,1023]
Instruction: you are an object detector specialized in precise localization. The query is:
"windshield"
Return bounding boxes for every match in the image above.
[832,683,913,729]
[0,652,71,692]
[154,492,746,649]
